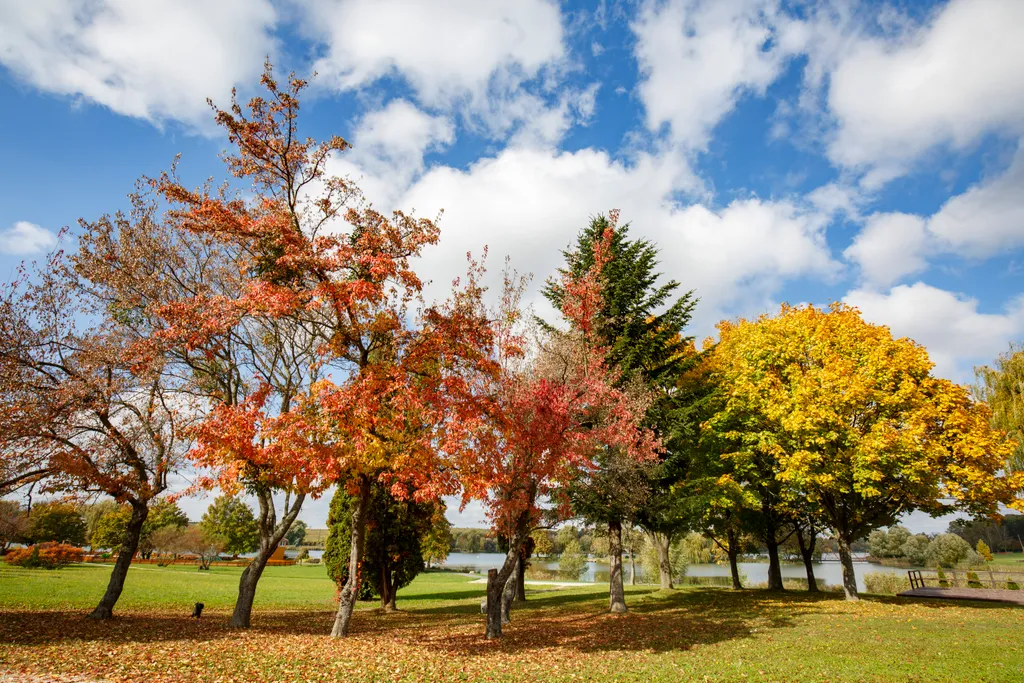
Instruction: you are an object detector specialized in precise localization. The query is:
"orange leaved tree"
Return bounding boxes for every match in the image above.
[148,63,497,636]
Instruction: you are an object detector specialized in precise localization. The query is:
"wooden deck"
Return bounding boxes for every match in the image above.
[899,587,1024,605]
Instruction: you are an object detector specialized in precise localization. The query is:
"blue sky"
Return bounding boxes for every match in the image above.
[1,0,1022,533]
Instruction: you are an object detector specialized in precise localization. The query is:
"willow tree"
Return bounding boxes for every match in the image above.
[975,344,1024,472]
[711,303,1023,599]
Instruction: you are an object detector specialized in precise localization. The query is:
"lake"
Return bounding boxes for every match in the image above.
[440,552,904,592]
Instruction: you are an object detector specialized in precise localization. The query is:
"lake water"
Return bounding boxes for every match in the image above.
[440,552,903,592]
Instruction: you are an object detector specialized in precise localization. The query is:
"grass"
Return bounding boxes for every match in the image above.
[989,552,1024,567]
[1,562,1023,682]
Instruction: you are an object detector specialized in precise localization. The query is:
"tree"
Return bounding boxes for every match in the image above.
[0,254,193,619]
[0,500,28,553]
[178,526,226,570]
[143,63,497,637]
[90,499,188,556]
[458,228,659,638]
[558,539,587,580]
[708,303,1022,599]
[83,500,118,547]
[868,527,912,559]
[150,525,186,558]
[421,505,453,568]
[531,529,553,557]
[200,496,259,555]
[284,520,307,547]
[977,539,994,562]
[25,502,86,546]
[324,482,435,609]
[544,213,702,607]
[975,344,1024,472]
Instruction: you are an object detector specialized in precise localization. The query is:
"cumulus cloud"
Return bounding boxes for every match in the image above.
[0,0,278,127]
[844,282,1024,381]
[0,221,58,255]
[823,0,1024,183]
[845,141,1024,286]
[299,0,564,111]
[632,0,804,149]
[331,142,839,334]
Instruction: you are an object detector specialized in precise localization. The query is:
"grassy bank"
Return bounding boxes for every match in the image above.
[1,563,1022,681]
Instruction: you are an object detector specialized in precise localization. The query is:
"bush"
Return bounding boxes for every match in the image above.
[937,566,948,587]
[4,542,83,569]
[1006,580,1020,590]
[558,539,587,581]
[864,572,911,595]
[868,527,911,559]
[966,571,984,588]
[976,539,994,562]
[900,534,930,566]
[926,533,972,568]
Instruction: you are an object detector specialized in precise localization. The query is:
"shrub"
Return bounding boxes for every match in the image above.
[900,534,930,566]
[558,539,587,581]
[926,533,972,568]
[966,571,984,588]
[1006,580,1020,590]
[868,527,911,559]
[4,542,83,569]
[864,572,911,595]
[937,566,948,587]
[976,540,994,562]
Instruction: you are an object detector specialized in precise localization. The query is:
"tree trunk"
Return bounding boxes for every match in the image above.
[796,525,819,593]
[514,554,526,602]
[727,529,743,590]
[89,501,148,619]
[836,534,859,600]
[500,557,517,625]
[380,564,395,611]
[230,489,305,628]
[629,549,636,586]
[765,535,784,591]
[652,532,673,589]
[485,513,528,639]
[331,475,371,637]
[608,520,627,613]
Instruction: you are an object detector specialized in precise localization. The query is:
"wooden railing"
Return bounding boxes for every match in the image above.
[905,568,1023,590]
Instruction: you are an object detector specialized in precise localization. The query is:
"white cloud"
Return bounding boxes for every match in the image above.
[0,221,58,255]
[0,0,278,127]
[844,141,1024,285]
[844,213,928,288]
[333,143,840,333]
[929,143,1024,257]
[632,0,802,149]
[844,282,1024,381]
[301,0,564,111]
[823,0,1024,181]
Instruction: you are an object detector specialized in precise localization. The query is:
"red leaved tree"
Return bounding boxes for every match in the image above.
[0,255,193,619]
[459,230,659,639]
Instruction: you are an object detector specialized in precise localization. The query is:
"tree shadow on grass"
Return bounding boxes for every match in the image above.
[0,589,840,655]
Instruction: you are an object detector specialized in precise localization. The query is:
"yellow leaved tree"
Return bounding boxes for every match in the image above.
[708,303,1022,600]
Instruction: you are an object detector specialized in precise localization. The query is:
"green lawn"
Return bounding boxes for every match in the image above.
[989,552,1024,567]
[1,562,1023,682]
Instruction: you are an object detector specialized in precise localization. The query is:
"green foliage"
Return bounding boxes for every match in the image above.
[420,505,453,567]
[284,520,307,547]
[640,535,688,584]
[530,529,553,557]
[974,343,1024,471]
[88,501,188,555]
[900,534,931,566]
[324,483,435,601]
[966,571,983,588]
[926,533,973,568]
[1007,580,1020,590]
[936,566,948,587]
[25,502,85,546]
[868,526,911,559]
[558,539,587,580]
[199,495,258,555]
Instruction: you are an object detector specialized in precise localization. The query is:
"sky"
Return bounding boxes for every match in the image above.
[1,0,1022,535]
